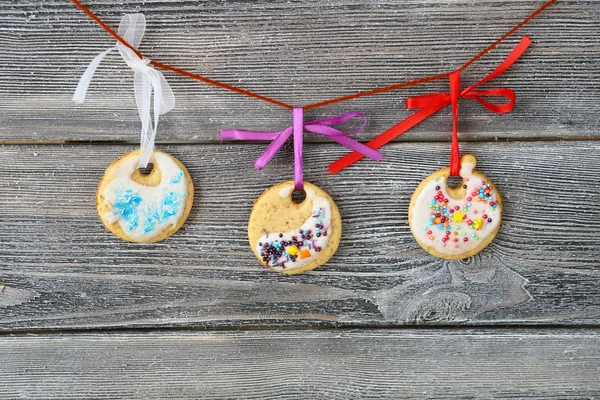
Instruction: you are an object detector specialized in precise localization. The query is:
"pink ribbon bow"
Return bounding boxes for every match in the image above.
[219,108,383,190]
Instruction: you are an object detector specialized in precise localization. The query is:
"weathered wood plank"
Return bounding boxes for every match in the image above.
[0,329,599,399]
[0,0,598,142]
[0,141,598,330]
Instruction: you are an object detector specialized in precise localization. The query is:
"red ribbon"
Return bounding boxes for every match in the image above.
[329,36,532,176]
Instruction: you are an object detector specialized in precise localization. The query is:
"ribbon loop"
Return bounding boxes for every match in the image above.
[463,89,516,114]
[118,13,146,48]
[219,111,383,183]
[329,36,532,175]
[73,13,175,168]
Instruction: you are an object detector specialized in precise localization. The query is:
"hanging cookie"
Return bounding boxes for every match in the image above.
[248,181,341,274]
[73,14,192,243]
[328,41,534,258]
[220,107,382,274]
[97,150,193,243]
[408,154,501,259]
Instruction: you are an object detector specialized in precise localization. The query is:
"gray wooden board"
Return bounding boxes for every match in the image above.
[1,0,599,395]
[0,329,598,399]
[1,141,598,330]
[0,0,599,142]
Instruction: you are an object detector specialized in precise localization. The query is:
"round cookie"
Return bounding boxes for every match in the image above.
[248,181,342,274]
[408,154,502,259]
[96,149,194,243]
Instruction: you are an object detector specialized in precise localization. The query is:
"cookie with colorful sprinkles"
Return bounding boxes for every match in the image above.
[96,149,194,243]
[248,181,342,274]
[408,154,502,259]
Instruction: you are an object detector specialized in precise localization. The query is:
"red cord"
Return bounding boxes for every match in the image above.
[70,0,556,110]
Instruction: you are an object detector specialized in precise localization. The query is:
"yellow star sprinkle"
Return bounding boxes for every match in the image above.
[475,217,484,230]
[453,210,465,223]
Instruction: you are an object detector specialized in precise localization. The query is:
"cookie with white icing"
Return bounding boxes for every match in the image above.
[96,150,194,243]
[248,181,342,274]
[409,154,502,259]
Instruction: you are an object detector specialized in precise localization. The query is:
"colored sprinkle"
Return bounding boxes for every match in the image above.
[171,169,184,184]
[423,179,499,250]
[258,205,329,268]
[141,190,186,234]
[113,187,142,232]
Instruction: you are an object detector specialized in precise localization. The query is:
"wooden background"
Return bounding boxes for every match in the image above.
[1,0,599,398]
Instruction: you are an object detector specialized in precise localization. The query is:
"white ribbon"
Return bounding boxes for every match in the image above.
[73,14,175,168]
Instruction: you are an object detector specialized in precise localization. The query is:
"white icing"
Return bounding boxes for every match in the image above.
[410,160,502,256]
[255,184,332,272]
[279,185,293,198]
[102,152,188,241]
[104,213,120,225]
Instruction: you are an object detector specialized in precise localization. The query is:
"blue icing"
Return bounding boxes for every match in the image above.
[161,190,185,220]
[141,190,186,234]
[113,187,143,232]
[171,169,184,184]
[111,181,186,235]
[142,205,160,234]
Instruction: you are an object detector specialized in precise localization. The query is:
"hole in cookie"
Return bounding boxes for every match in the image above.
[447,176,463,189]
[132,162,162,186]
[138,163,155,175]
[291,189,307,204]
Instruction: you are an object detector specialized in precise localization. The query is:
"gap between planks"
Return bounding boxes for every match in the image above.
[2,136,600,146]
[1,323,600,337]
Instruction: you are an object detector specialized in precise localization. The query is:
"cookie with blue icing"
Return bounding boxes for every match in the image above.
[248,181,342,274]
[96,149,194,243]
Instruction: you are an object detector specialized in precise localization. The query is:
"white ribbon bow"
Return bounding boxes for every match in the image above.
[73,14,175,168]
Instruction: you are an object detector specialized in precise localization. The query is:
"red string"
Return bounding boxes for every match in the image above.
[71,0,556,110]
[70,0,294,110]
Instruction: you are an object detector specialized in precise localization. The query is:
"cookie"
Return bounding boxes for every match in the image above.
[96,149,194,243]
[248,181,342,274]
[408,154,502,259]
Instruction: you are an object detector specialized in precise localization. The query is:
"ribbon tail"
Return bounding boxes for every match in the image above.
[328,105,444,174]
[157,72,175,114]
[254,127,293,170]
[328,135,383,162]
[72,47,117,103]
[218,129,282,141]
[134,70,152,129]
[464,36,532,92]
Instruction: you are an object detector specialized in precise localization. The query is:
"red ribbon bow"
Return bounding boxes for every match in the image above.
[329,36,532,176]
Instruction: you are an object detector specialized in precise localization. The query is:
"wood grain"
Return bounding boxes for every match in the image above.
[1,141,598,330]
[0,0,598,142]
[1,1,599,394]
[1,329,599,399]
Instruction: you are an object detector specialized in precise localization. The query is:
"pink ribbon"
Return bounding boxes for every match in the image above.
[219,108,382,190]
